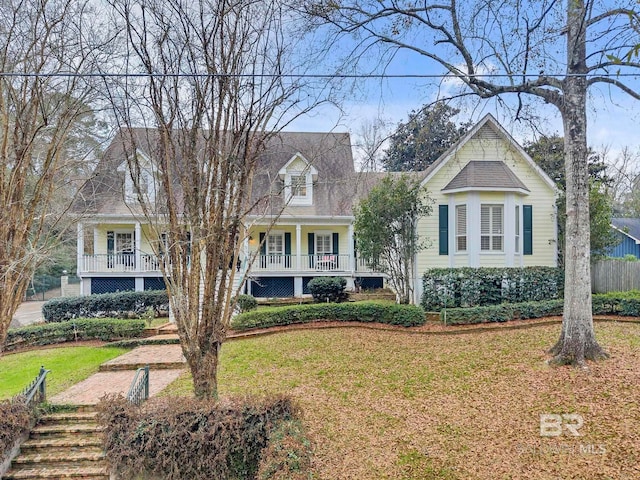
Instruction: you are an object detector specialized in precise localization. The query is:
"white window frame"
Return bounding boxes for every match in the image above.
[267,231,284,263]
[481,204,504,252]
[455,205,467,252]
[315,232,333,255]
[284,171,313,206]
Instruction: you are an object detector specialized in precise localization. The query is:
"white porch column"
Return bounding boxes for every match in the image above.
[296,224,302,270]
[348,224,355,272]
[135,222,142,271]
[504,194,516,267]
[93,226,99,255]
[243,234,249,271]
[77,222,84,276]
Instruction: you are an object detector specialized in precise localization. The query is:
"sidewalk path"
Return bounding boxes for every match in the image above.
[49,345,186,405]
[11,302,46,328]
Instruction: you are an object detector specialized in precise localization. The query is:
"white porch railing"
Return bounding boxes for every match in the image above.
[80,253,379,274]
[79,254,161,273]
[251,254,376,273]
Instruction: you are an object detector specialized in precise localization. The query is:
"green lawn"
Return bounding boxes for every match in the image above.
[0,346,128,399]
[163,322,640,480]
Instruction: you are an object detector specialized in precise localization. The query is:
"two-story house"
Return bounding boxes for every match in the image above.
[72,114,558,303]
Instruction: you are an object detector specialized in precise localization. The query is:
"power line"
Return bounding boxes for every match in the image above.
[0,72,639,79]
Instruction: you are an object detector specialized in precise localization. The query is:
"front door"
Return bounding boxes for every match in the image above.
[116,232,135,268]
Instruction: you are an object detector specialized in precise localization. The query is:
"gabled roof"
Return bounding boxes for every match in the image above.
[611,218,640,244]
[441,161,530,194]
[420,113,557,192]
[73,129,362,218]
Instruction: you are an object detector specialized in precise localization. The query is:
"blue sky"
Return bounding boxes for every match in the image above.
[284,1,640,163]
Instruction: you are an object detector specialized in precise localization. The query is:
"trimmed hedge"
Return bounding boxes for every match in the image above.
[422,267,564,311]
[97,394,310,480]
[5,319,146,352]
[43,290,169,322]
[231,301,425,331]
[441,300,564,325]
[441,291,640,325]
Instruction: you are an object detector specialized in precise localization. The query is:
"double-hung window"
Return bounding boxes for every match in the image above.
[456,205,467,252]
[481,205,504,252]
[267,233,284,263]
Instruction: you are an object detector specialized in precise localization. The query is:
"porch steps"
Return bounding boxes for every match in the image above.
[4,407,109,480]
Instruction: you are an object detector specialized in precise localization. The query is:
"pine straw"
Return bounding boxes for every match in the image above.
[164,322,640,479]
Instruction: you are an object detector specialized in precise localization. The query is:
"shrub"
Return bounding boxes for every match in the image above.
[97,394,309,480]
[257,419,313,480]
[440,291,640,325]
[442,299,565,325]
[307,277,347,303]
[0,398,33,465]
[422,267,564,311]
[42,290,169,322]
[5,319,146,352]
[231,301,425,331]
[235,294,258,313]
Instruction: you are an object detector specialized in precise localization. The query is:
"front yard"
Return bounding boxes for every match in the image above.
[0,346,128,399]
[164,322,640,479]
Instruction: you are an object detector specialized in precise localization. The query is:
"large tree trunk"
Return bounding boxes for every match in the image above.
[549,0,607,365]
[186,344,221,399]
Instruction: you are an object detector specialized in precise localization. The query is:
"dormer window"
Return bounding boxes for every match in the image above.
[291,175,307,197]
[278,153,317,207]
[121,150,158,205]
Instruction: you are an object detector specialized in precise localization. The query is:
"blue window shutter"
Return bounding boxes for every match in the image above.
[308,233,314,254]
[308,233,315,268]
[523,205,533,255]
[259,232,266,255]
[332,232,339,254]
[284,232,291,255]
[284,232,292,268]
[438,205,448,255]
[107,231,114,254]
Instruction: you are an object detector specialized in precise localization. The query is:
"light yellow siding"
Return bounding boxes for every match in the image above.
[416,127,557,273]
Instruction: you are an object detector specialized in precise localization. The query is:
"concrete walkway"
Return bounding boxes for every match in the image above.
[11,301,46,328]
[49,344,186,405]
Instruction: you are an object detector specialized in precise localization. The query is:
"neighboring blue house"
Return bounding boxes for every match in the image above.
[609,218,640,259]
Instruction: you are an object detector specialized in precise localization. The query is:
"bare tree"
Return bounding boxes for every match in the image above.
[604,145,640,216]
[0,0,102,352]
[353,117,389,171]
[306,0,640,365]
[105,0,319,398]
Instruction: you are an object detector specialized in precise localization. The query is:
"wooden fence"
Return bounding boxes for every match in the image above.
[591,260,640,293]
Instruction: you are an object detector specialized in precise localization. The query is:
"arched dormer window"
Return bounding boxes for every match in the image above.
[278,153,318,206]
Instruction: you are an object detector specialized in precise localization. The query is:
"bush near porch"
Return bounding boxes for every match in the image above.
[231,301,425,331]
[421,266,564,311]
[42,290,168,322]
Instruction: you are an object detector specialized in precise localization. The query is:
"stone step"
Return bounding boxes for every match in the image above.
[3,464,109,480]
[38,412,98,425]
[29,424,102,438]
[98,360,184,371]
[21,436,102,451]
[12,448,105,465]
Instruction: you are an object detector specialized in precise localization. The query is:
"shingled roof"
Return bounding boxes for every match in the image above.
[73,129,389,218]
[612,218,640,244]
[441,161,530,193]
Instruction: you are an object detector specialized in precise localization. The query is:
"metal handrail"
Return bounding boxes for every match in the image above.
[18,366,51,405]
[127,365,150,406]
